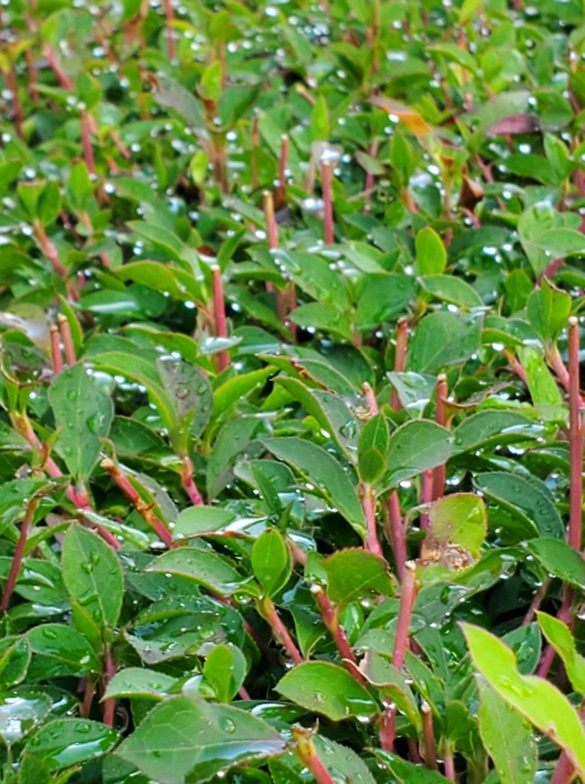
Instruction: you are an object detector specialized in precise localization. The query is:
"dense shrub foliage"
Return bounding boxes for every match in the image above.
[1,0,585,781]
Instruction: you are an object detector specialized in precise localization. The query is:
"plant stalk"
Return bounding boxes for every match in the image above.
[568,317,583,551]
[50,326,63,374]
[293,728,335,784]
[312,586,364,683]
[432,373,448,500]
[386,492,406,582]
[421,702,438,769]
[279,133,288,191]
[181,455,204,505]
[360,483,384,558]
[391,318,408,411]
[259,597,303,665]
[101,458,173,547]
[57,315,77,366]
[321,161,334,244]
[392,560,416,669]
[211,265,230,373]
[0,495,41,612]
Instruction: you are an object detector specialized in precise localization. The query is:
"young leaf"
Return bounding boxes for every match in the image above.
[48,363,114,482]
[384,420,453,488]
[115,696,285,784]
[526,538,585,590]
[203,643,247,703]
[477,678,537,784]
[537,613,585,694]
[526,277,572,345]
[251,528,292,599]
[61,526,124,629]
[276,662,378,721]
[262,437,365,535]
[415,227,447,275]
[323,549,393,603]
[423,494,487,560]
[462,623,585,778]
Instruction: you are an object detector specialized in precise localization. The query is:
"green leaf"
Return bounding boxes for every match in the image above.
[115,696,285,784]
[419,275,483,308]
[356,274,416,331]
[323,549,393,603]
[526,538,585,590]
[104,667,177,700]
[48,363,114,482]
[453,411,543,454]
[0,693,52,745]
[27,624,100,680]
[527,277,572,345]
[462,624,585,778]
[262,437,365,535]
[406,313,482,373]
[537,612,585,694]
[203,643,247,703]
[474,472,564,538]
[146,547,244,595]
[516,346,563,408]
[372,750,451,783]
[384,420,453,488]
[477,678,537,784]
[61,526,124,629]
[251,529,292,599]
[24,718,119,772]
[37,182,61,226]
[156,355,213,441]
[424,494,487,559]
[415,227,446,274]
[314,736,377,784]
[276,662,378,721]
[174,507,237,538]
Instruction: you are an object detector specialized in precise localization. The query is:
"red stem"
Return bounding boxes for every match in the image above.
[163,0,176,60]
[312,587,364,683]
[419,469,433,536]
[421,702,438,769]
[432,374,448,500]
[211,266,230,373]
[386,492,406,582]
[261,598,303,665]
[50,326,63,374]
[361,484,384,557]
[251,115,259,191]
[101,458,172,547]
[392,561,416,670]
[263,190,279,251]
[0,495,41,612]
[391,318,408,411]
[57,315,77,366]
[568,318,583,551]
[43,45,74,89]
[110,130,131,160]
[443,746,456,782]
[80,111,96,175]
[279,133,289,191]
[363,139,379,210]
[537,588,573,678]
[503,349,529,386]
[25,48,39,102]
[362,382,379,416]
[102,647,117,727]
[293,730,336,784]
[7,62,23,138]
[379,700,396,751]
[321,161,334,244]
[181,456,204,505]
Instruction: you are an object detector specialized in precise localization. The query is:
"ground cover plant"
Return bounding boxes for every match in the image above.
[1,0,585,780]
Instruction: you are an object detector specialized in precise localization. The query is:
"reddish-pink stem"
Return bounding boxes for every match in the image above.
[432,374,448,500]
[392,561,416,669]
[33,223,79,300]
[363,139,379,210]
[503,349,529,386]
[43,45,74,90]
[279,133,288,191]
[181,456,204,505]
[25,48,39,102]
[293,730,336,784]
[0,495,41,612]
[211,266,230,373]
[362,382,379,416]
[110,130,131,159]
[361,484,384,558]
[568,318,583,551]
[321,161,334,244]
[58,315,76,366]
[421,702,438,769]
[443,746,456,782]
[391,318,408,411]
[7,63,23,138]
[419,469,433,536]
[379,701,396,751]
[386,492,406,582]
[263,190,279,251]
[50,326,63,374]
[80,111,96,175]
[312,587,364,683]
[101,458,172,547]
[261,598,303,665]
[163,0,176,60]
[102,647,117,727]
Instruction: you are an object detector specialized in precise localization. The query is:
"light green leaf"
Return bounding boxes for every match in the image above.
[537,612,585,694]
[146,547,244,595]
[384,420,453,488]
[251,528,292,599]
